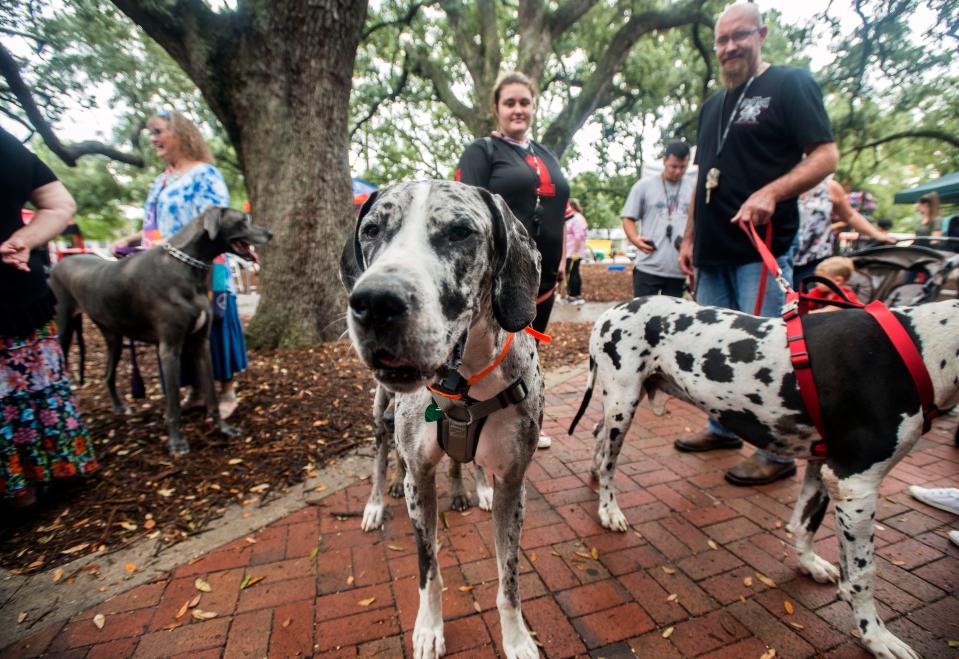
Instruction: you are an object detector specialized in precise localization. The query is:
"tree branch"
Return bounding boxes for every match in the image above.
[690,20,713,103]
[408,47,482,135]
[845,129,959,153]
[350,59,411,137]
[0,41,144,167]
[363,1,435,40]
[541,0,706,155]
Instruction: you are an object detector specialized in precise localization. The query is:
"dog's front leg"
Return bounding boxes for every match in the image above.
[786,461,839,584]
[406,457,445,659]
[190,337,239,438]
[448,461,470,511]
[492,473,538,659]
[362,385,392,531]
[158,340,190,456]
[823,466,919,659]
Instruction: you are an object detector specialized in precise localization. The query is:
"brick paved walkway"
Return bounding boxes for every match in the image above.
[4,366,958,658]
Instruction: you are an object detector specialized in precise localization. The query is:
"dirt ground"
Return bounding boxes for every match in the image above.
[1,266,631,573]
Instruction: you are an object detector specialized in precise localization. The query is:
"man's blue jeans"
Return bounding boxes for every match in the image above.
[696,254,795,464]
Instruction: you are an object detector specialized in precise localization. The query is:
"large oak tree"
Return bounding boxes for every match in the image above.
[108,0,368,348]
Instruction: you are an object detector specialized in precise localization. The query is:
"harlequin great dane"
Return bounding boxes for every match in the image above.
[341,180,543,659]
[569,294,959,659]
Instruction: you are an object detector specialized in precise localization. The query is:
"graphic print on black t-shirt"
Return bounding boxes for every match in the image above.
[456,137,570,293]
[693,66,833,266]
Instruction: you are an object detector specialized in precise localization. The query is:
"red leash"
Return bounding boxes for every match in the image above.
[738,220,940,456]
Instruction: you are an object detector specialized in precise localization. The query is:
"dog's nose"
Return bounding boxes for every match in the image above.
[349,287,409,329]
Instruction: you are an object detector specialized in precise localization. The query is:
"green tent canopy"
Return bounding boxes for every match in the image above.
[893,171,959,204]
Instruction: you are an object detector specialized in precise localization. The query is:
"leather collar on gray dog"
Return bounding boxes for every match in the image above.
[163,244,211,271]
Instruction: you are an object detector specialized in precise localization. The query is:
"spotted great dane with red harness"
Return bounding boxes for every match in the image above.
[569,294,959,659]
[341,180,543,659]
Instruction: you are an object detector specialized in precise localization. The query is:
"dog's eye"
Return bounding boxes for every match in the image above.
[448,225,473,242]
[361,223,380,240]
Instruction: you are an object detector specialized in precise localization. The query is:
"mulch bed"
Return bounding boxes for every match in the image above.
[0,280,614,572]
[575,262,634,302]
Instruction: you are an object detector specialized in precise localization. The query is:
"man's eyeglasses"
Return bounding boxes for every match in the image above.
[715,28,758,48]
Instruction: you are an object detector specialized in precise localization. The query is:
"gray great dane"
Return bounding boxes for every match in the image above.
[50,207,272,456]
[570,294,959,659]
[341,180,543,659]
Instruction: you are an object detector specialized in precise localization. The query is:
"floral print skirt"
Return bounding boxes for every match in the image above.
[1,321,98,501]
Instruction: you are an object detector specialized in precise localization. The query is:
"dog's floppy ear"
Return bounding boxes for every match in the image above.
[202,206,229,240]
[482,189,541,332]
[339,191,379,290]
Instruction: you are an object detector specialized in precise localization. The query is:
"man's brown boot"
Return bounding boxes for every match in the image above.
[724,452,796,486]
[674,429,743,452]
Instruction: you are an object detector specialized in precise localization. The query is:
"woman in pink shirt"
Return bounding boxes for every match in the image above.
[562,198,589,304]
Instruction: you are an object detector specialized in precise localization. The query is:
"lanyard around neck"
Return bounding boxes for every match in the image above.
[717,74,757,156]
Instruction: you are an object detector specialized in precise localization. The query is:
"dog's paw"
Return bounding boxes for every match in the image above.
[799,554,839,584]
[599,502,628,532]
[503,632,539,659]
[168,438,190,457]
[449,493,470,512]
[388,480,405,499]
[476,483,493,512]
[862,624,920,659]
[361,501,385,532]
[412,621,446,659]
[217,420,241,437]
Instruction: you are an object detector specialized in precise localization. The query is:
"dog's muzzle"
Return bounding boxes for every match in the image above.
[349,283,428,389]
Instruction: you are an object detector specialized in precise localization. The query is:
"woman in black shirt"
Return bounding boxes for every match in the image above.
[456,72,571,333]
[455,72,570,449]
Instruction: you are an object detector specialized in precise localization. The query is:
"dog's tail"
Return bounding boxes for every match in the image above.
[568,355,597,435]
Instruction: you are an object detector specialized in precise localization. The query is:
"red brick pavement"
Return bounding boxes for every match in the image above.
[4,368,958,658]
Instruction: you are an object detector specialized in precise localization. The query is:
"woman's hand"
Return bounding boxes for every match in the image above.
[0,237,32,271]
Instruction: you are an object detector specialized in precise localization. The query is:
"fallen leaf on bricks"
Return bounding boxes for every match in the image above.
[124,563,137,574]
[707,540,718,550]
[662,566,676,575]
[192,609,217,620]
[759,649,776,659]
[473,602,482,613]
[458,585,474,592]
[52,568,63,583]
[282,618,292,628]
[743,576,754,587]
[530,552,537,563]
[755,572,777,588]
[666,593,678,602]
[346,576,354,585]
[662,626,674,639]
[188,594,201,608]
[93,613,105,629]
[194,578,212,592]
[17,612,27,624]
[357,598,376,606]
[788,622,805,630]
[783,601,794,615]
[175,600,190,619]
[387,545,405,552]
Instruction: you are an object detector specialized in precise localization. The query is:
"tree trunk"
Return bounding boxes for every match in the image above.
[112,0,368,348]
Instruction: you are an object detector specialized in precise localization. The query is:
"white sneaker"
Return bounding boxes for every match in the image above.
[572,296,585,305]
[949,530,959,548]
[909,486,959,515]
[537,434,552,449]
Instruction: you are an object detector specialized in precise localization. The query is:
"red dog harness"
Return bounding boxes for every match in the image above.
[740,221,940,458]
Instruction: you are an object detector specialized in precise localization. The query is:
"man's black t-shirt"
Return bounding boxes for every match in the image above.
[693,66,834,266]
[456,136,570,294]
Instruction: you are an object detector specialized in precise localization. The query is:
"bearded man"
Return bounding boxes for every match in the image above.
[676,2,838,485]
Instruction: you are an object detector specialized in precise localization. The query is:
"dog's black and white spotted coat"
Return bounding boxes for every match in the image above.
[570,294,959,659]
[341,180,544,659]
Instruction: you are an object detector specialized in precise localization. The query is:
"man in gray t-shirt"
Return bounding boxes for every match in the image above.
[621,141,694,297]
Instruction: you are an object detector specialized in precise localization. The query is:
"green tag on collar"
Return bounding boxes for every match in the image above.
[425,401,444,422]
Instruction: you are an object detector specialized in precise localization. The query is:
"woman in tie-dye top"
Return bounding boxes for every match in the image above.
[113,111,247,418]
